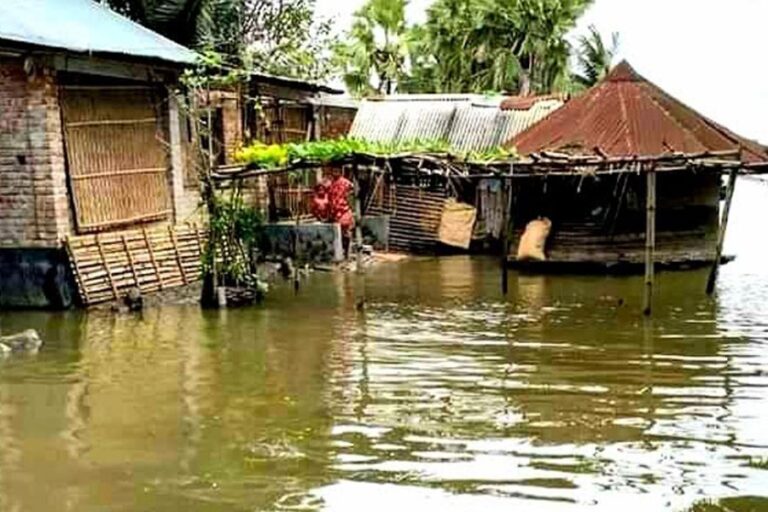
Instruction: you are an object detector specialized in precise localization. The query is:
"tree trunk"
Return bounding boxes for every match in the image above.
[519,69,531,96]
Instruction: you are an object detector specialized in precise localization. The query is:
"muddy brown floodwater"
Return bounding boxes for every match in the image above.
[1,180,768,512]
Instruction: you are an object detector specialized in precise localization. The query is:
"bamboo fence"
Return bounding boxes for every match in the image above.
[64,223,207,306]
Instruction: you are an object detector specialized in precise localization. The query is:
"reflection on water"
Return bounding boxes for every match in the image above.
[0,180,767,511]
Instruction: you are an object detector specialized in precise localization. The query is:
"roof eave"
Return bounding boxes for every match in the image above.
[0,36,196,69]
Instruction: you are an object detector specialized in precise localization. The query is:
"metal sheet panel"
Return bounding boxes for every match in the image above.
[349,101,408,142]
[396,102,456,142]
[448,105,502,152]
[350,95,564,152]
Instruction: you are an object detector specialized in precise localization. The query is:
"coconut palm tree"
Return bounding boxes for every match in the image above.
[408,0,593,94]
[574,25,620,87]
[334,0,411,95]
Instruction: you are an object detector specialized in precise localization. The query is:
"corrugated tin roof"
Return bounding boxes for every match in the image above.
[349,95,563,152]
[0,0,196,65]
[250,72,343,95]
[500,94,567,111]
[510,61,768,163]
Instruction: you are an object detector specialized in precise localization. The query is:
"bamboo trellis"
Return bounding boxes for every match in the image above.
[64,223,207,306]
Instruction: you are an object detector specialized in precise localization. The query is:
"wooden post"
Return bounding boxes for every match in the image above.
[169,225,189,285]
[643,169,657,316]
[500,178,512,295]
[706,168,738,295]
[96,234,119,301]
[143,227,163,290]
[353,168,364,274]
[122,234,140,289]
[64,236,90,305]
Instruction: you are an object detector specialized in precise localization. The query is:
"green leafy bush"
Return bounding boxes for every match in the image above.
[234,137,516,170]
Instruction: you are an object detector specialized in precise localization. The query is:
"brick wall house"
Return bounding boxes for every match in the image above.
[0,57,71,248]
[0,0,197,308]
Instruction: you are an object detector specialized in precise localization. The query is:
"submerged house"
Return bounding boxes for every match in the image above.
[505,61,768,269]
[0,0,198,308]
[350,94,565,252]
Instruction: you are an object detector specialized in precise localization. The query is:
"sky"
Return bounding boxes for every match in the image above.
[315,0,768,145]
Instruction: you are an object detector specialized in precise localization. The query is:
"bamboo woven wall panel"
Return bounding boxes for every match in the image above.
[61,87,172,232]
[64,223,206,306]
[368,185,448,253]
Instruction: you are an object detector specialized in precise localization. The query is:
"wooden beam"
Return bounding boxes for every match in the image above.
[706,168,738,294]
[121,234,140,288]
[643,169,657,316]
[96,234,119,301]
[50,54,178,82]
[353,168,364,274]
[168,91,186,224]
[500,179,512,295]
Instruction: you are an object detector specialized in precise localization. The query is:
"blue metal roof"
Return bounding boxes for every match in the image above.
[0,0,197,65]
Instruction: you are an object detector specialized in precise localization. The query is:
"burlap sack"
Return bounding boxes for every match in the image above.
[516,217,552,261]
[438,199,477,249]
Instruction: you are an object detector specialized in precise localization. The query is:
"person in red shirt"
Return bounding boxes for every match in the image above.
[311,170,356,258]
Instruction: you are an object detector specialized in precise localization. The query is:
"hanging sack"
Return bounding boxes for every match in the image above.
[516,217,552,261]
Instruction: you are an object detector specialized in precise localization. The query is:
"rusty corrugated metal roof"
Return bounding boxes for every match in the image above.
[500,94,567,111]
[509,61,768,163]
[349,94,563,151]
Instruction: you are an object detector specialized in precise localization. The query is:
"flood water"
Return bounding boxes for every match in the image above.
[1,180,768,512]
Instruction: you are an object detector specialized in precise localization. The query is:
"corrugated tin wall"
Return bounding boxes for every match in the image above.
[368,185,448,253]
[349,97,563,151]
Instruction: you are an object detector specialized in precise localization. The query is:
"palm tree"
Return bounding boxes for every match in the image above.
[334,0,410,95]
[574,25,620,87]
[407,0,593,95]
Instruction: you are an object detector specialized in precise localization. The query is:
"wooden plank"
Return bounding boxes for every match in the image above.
[501,178,513,295]
[706,169,738,294]
[169,225,189,285]
[122,234,140,288]
[66,117,157,128]
[70,167,166,181]
[143,227,164,290]
[96,234,119,301]
[77,211,172,232]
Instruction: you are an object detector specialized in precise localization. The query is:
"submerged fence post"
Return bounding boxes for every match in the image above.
[706,168,738,295]
[643,168,657,316]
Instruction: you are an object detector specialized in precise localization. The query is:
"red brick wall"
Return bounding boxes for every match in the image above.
[0,57,70,248]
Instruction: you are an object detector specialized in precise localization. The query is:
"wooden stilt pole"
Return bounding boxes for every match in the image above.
[643,169,657,316]
[706,168,738,295]
[353,167,364,274]
[500,178,512,295]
